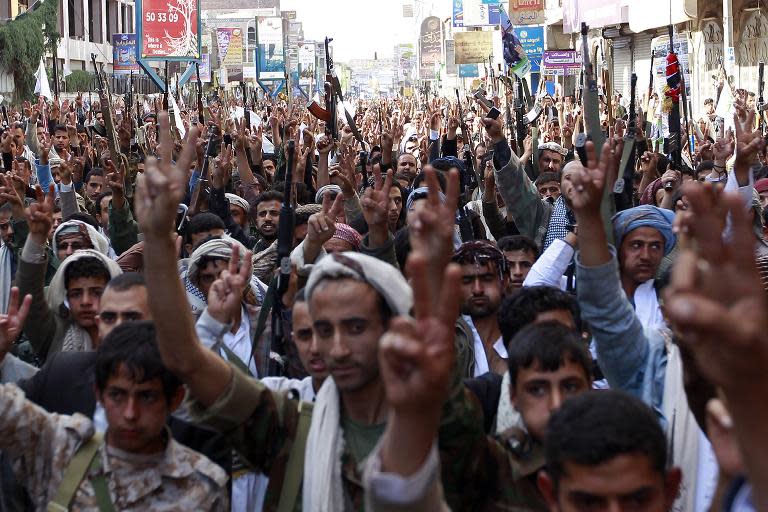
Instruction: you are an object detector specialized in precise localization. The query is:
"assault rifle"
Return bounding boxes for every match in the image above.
[614,73,637,211]
[307,37,363,145]
[188,125,216,216]
[90,53,130,194]
[270,140,296,376]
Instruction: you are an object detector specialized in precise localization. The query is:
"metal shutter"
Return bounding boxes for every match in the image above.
[633,31,655,99]
[612,38,632,99]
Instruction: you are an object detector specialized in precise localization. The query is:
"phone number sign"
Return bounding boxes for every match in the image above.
[139,0,200,59]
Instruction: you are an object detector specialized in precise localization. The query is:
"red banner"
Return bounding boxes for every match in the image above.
[140,0,200,59]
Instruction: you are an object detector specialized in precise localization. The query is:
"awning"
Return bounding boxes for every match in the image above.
[628,0,697,33]
[562,0,628,34]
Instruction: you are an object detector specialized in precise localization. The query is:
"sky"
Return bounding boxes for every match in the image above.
[279,0,451,63]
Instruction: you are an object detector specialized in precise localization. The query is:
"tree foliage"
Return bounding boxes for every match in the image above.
[0,0,60,100]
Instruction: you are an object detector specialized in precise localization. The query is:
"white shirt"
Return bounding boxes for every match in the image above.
[463,315,507,377]
[218,306,257,378]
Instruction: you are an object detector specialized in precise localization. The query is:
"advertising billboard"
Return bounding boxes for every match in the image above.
[112,33,140,74]
[138,0,200,59]
[257,17,285,80]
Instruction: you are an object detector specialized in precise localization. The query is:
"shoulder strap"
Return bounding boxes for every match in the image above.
[277,400,314,512]
[90,456,117,512]
[248,276,276,371]
[47,431,104,512]
[220,343,254,377]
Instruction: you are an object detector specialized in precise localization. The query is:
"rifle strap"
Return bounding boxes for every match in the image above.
[248,275,276,372]
[48,432,104,512]
[277,400,314,512]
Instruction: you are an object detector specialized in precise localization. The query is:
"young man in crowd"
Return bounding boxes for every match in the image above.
[0,313,228,510]
[453,240,509,376]
[497,235,539,291]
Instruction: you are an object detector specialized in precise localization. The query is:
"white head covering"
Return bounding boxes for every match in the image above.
[53,220,111,258]
[306,252,413,316]
[225,193,250,213]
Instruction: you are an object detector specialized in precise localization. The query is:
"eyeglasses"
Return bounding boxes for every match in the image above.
[98,311,144,325]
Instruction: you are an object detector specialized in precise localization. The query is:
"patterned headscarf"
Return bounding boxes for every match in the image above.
[331,223,361,250]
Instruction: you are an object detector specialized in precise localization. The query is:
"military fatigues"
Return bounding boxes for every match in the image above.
[0,383,229,511]
[189,363,546,511]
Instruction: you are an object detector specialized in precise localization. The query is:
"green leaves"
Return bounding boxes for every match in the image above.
[0,0,60,100]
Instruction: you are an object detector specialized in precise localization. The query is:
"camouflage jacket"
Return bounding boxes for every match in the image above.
[0,383,229,511]
[189,363,546,511]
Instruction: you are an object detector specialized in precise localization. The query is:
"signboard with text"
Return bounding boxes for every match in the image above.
[137,0,200,59]
[257,17,285,80]
[513,25,544,73]
[198,53,211,82]
[454,31,493,64]
[419,16,442,79]
[509,0,544,25]
[542,50,581,76]
[112,34,140,74]
[452,0,501,27]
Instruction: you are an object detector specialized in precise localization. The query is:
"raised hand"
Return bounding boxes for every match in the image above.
[379,255,461,415]
[58,161,73,186]
[0,287,32,360]
[104,158,126,209]
[361,166,393,229]
[408,168,459,309]
[25,183,55,244]
[317,134,334,155]
[566,139,621,215]
[136,112,198,238]
[306,191,344,248]
[212,142,233,189]
[733,110,765,184]
[665,184,768,390]
[0,174,25,219]
[207,245,254,325]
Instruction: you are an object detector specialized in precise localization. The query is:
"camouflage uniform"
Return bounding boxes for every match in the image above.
[0,383,229,511]
[189,363,546,511]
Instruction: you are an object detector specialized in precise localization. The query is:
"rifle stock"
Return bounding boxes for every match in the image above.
[189,127,215,215]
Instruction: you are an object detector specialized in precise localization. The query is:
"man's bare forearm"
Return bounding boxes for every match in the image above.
[143,233,232,407]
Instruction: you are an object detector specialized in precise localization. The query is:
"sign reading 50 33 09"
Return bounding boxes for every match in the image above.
[139,0,200,59]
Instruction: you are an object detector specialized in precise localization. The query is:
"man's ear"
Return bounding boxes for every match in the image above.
[537,470,560,510]
[664,467,683,509]
[168,385,185,413]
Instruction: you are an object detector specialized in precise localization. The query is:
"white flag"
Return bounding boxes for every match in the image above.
[168,94,186,139]
[34,59,53,101]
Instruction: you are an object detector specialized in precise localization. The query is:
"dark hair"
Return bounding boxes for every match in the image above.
[507,321,591,387]
[270,182,310,205]
[187,212,226,236]
[497,235,539,258]
[412,170,447,191]
[85,168,104,182]
[390,182,407,231]
[53,124,68,134]
[394,226,411,272]
[105,272,146,292]
[535,171,561,187]
[696,161,714,176]
[94,191,113,215]
[65,212,100,230]
[545,390,668,488]
[64,256,111,289]
[253,190,284,210]
[498,286,581,344]
[262,153,277,166]
[94,321,182,403]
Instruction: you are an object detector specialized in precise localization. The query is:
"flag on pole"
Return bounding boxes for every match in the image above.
[168,94,186,139]
[34,59,53,101]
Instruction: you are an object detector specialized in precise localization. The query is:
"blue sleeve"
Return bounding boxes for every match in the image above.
[188,169,202,198]
[576,250,651,396]
[35,161,54,192]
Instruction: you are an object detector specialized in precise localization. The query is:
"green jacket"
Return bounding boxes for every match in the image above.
[188,362,545,511]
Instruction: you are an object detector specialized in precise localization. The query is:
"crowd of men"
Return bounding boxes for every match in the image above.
[0,63,764,512]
